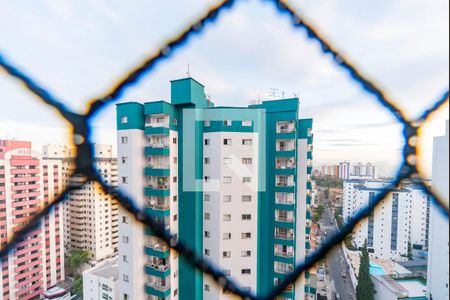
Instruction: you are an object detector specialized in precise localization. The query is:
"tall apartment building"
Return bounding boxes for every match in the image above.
[343,180,430,261]
[338,161,350,180]
[43,144,119,262]
[0,140,64,299]
[116,77,314,300]
[427,121,449,300]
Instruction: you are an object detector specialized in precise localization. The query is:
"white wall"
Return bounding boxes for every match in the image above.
[427,121,449,300]
[202,132,259,299]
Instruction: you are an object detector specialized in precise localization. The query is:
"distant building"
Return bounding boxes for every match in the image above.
[372,274,427,300]
[43,144,119,263]
[343,180,430,260]
[83,256,119,300]
[338,161,350,179]
[349,162,377,180]
[0,140,65,299]
[427,121,449,300]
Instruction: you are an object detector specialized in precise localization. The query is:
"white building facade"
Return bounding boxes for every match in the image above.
[427,121,449,300]
[343,180,430,261]
[83,256,119,300]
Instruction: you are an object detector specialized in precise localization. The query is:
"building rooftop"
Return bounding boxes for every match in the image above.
[372,275,427,299]
[85,256,119,281]
[43,279,72,299]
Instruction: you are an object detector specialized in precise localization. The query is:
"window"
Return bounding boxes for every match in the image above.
[223,251,231,258]
[173,195,178,202]
[223,158,232,164]
[173,118,177,125]
[204,121,210,127]
[173,214,178,221]
[223,139,232,145]
[242,158,252,165]
[122,216,129,224]
[242,120,252,126]
[121,136,128,144]
[173,157,178,164]
[242,195,252,202]
[223,269,231,276]
[204,194,210,201]
[241,251,251,257]
[204,231,210,238]
[121,157,128,164]
[242,177,252,183]
[173,138,177,144]
[204,249,210,256]
[242,214,252,220]
[223,195,232,202]
[223,233,231,240]
[241,269,251,275]
[173,176,177,183]
[122,177,128,184]
[223,176,232,184]
[204,284,210,291]
[242,139,252,146]
[204,176,210,183]
[204,157,210,164]
[123,294,129,300]
[204,213,210,220]
[223,214,231,221]
[121,116,128,124]
[224,120,232,126]
[122,236,129,243]
[241,232,252,239]
[123,274,129,282]
[174,289,178,297]
[123,255,129,263]
[204,139,210,146]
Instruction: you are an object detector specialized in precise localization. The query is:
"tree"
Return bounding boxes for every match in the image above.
[66,250,91,297]
[66,249,91,276]
[356,241,375,300]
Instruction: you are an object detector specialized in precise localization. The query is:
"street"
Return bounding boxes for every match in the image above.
[321,201,356,300]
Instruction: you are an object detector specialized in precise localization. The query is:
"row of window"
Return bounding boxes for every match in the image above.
[204,138,253,146]
[204,157,253,165]
[204,213,252,221]
[204,194,252,202]
[204,120,253,127]
[204,176,252,184]
[204,232,252,239]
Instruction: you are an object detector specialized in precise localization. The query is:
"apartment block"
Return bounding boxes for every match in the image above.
[83,256,119,300]
[43,144,119,263]
[116,77,314,299]
[427,121,449,300]
[343,180,430,261]
[0,140,64,300]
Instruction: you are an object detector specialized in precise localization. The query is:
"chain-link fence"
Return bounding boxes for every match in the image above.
[0,0,448,299]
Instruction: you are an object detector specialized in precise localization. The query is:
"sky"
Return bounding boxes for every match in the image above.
[0,0,448,178]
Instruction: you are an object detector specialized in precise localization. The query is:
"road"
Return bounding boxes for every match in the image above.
[321,202,356,300]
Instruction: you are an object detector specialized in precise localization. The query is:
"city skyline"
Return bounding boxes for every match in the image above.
[0,0,448,178]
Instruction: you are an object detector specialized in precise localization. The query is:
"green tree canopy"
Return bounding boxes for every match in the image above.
[356,241,375,300]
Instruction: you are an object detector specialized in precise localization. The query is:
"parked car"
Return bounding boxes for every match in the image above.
[341,271,347,278]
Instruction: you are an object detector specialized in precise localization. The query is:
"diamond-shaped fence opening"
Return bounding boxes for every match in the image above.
[0,0,448,299]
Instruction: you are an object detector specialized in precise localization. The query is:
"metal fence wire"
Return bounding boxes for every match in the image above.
[0,0,448,299]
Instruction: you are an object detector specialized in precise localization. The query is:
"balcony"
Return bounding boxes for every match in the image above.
[275,228,294,240]
[277,121,296,134]
[145,257,170,277]
[145,114,169,128]
[145,281,171,298]
[276,175,294,187]
[275,192,295,205]
[275,210,295,223]
[274,246,294,258]
[274,262,294,274]
[276,139,296,152]
[276,158,296,170]
[145,197,170,217]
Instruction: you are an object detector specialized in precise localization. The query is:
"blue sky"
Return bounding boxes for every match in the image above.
[0,0,448,177]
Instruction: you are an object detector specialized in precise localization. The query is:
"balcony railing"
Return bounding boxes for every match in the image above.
[147,282,170,292]
[276,163,295,169]
[147,242,169,252]
[275,233,294,240]
[275,250,294,258]
[147,262,170,272]
[147,202,170,211]
[275,216,295,223]
[147,183,169,190]
[274,264,294,274]
[275,198,295,205]
[147,164,170,170]
[276,181,294,187]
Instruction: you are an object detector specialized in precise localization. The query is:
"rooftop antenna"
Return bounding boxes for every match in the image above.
[186,64,190,77]
[269,88,278,99]
[293,92,299,98]
[281,91,285,99]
